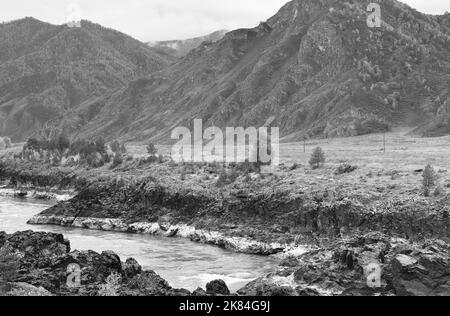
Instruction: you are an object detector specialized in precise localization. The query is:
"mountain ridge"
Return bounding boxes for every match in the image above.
[147,30,228,58]
[2,0,450,143]
[0,18,173,141]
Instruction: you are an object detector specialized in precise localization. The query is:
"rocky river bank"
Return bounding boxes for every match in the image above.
[1,230,449,296]
[1,159,450,296]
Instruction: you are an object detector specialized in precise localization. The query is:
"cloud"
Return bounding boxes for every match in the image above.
[0,0,448,42]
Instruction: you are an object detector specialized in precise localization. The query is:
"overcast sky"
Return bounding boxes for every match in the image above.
[1,0,449,42]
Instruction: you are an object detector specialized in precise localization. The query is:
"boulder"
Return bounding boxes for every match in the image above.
[122,258,142,279]
[392,249,450,296]
[1,231,191,296]
[206,279,230,296]
[5,282,52,296]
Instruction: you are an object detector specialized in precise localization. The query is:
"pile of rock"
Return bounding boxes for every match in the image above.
[0,231,205,296]
[238,232,450,296]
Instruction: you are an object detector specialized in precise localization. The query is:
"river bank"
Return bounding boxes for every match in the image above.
[0,230,221,296]
[1,230,448,296]
[1,157,450,295]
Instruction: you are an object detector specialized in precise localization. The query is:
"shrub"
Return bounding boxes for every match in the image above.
[216,169,229,187]
[309,147,326,169]
[335,164,357,175]
[146,143,157,156]
[3,137,12,149]
[56,133,70,154]
[290,163,299,171]
[112,153,123,168]
[110,141,121,154]
[98,272,122,297]
[423,164,437,197]
[215,168,240,187]
[434,186,444,197]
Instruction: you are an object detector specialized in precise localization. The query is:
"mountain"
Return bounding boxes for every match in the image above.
[3,0,450,143]
[147,30,228,58]
[57,0,449,143]
[0,18,173,141]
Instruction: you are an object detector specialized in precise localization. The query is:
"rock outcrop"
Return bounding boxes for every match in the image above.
[238,232,450,296]
[206,279,231,296]
[0,231,192,296]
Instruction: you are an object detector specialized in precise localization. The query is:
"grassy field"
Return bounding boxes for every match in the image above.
[127,129,450,170]
[3,129,450,203]
[121,129,450,204]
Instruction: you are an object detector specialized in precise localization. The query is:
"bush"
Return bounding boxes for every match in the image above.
[56,133,70,153]
[146,143,157,156]
[335,164,357,175]
[215,168,240,187]
[110,141,127,154]
[309,147,326,169]
[110,141,121,154]
[112,153,123,168]
[98,272,122,297]
[423,164,437,197]
[3,137,12,149]
[216,169,229,187]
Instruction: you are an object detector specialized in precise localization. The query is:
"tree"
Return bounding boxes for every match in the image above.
[95,137,106,154]
[120,143,127,154]
[24,138,40,152]
[423,164,436,197]
[3,137,12,149]
[309,147,326,169]
[112,152,123,168]
[110,141,126,154]
[110,141,121,154]
[57,133,70,154]
[146,143,157,156]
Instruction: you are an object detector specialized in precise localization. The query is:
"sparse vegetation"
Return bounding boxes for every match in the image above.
[146,143,158,156]
[423,164,437,197]
[98,272,122,297]
[309,147,326,169]
[335,164,358,175]
[112,152,124,168]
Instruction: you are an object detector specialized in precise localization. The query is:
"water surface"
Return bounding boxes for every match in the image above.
[0,196,277,291]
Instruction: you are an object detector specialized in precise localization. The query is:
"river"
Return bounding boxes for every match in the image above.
[0,196,278,292]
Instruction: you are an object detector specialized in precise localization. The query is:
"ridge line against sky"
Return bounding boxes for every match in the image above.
[0,0,449,42]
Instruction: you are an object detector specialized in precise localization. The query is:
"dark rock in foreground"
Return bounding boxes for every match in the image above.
[206,279,230,296]
[0,231,195,296]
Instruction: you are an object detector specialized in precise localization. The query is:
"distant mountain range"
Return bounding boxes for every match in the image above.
[147,30,228,58]
[1,0,450,143]
[0,18,172,141]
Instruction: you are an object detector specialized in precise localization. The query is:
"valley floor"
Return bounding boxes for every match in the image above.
[1,131,449,296]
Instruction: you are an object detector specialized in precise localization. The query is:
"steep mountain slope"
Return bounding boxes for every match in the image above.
[0,18,172,141]
[147,30,228,58]
[64,0,449,143]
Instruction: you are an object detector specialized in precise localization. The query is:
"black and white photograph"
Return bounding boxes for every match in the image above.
[0,0,449,302]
